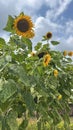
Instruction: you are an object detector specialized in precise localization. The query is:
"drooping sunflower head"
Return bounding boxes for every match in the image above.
[13,14,35,38]
[45,32,52,39]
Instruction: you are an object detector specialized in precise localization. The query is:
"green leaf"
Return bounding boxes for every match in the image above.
[0,38,6,49]
[3,15,14,33]
[12,53,27,63]
[51,41,60,45]
[66,57,72,62]
[34,42,42,51]
[63,89,70,97]
[0,79,17,103]
[21,37,32,52]
[11,65,36,87]
[42,35,47,41]
[24,91,35,115]
[18,119,28,130]
[19,12,24,16]
[9,35,20,46]
[41,43,50,51]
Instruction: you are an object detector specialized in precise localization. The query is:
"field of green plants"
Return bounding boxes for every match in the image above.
[17,117,73,130]
[0,12,73,130]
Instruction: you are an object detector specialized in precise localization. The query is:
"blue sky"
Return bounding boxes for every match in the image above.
[0,0,73,51]
[63,1,73,20]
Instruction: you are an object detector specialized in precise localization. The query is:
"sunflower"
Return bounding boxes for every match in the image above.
[68,51,73,56]
[54,69,58,77]
[43,54,51,66]
[13,14,35,38]
[45,32,52,39]
[63,50,68,56]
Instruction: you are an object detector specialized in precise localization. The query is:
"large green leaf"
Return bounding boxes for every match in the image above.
[0,79,17,103]
[3,15,14,33]
[10,65,32,87]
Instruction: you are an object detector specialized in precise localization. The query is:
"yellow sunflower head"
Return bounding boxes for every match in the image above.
[68,51,73,56]
[13,14,35,38]
[43,54,51,67]
[45,32,52,39]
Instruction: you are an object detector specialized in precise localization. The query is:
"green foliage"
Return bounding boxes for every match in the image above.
[0,13,73,130]
[34,42,42,51]
[0,38,6,49]
[19,119,28,130]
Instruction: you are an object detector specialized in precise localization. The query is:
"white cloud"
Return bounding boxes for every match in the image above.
[45,0,60,8]
[55,36,73,51]
[33,16,63,46]
[0,0,73,51]
[16,0,44,14]
[33,14,73,51]
[65,20,73,35]
[66,36,73,47]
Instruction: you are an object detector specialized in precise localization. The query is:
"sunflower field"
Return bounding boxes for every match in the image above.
[0,12,73,130]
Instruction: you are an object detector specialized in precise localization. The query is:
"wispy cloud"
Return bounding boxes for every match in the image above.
[55,0,72,18]
[46,0,72,19]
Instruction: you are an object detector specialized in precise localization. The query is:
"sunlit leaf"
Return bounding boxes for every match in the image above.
[3,15,14,33]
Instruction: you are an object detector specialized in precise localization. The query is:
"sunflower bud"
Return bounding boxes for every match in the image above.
[63,50,67,56]
[54,70,58,77]
[57,94,62,100]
